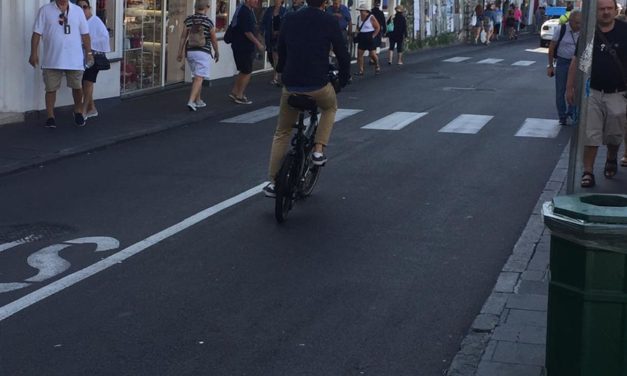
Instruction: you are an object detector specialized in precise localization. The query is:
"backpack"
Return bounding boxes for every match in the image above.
[386,17,394,33]
[188,22,206,48]
[553,24,567,56]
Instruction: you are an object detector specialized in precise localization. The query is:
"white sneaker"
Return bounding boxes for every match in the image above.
[84,110,98,120]
[195,99,206,108]
[187,102,197,112]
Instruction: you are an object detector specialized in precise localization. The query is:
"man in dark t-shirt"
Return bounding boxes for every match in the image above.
[229,0,264,104]
[566,0,627,187]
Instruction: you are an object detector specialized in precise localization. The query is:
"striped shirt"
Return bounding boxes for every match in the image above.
[184,14,214,55]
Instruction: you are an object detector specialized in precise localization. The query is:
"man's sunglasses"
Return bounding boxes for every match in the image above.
[58,13,67,26]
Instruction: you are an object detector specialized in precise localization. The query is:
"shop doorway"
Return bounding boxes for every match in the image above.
[165,0,187,85]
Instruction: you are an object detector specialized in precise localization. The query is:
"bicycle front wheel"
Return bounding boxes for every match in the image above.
[275,154,298,223]
[299,163,321,197]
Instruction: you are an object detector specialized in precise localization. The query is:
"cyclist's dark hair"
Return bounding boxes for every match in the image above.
[78,0,91,7]
[307,0,325,8]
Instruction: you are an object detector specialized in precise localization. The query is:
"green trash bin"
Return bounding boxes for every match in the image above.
[542,194,627,376]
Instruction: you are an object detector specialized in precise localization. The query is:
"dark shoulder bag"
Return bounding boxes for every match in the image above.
[596,27,627,98]
[93,54,110,70]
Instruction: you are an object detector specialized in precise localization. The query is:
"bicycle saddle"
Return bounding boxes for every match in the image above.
[287,94,317,112]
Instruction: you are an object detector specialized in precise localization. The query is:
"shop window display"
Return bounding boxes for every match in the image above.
[216,0,229,32]
[122,0,163,92]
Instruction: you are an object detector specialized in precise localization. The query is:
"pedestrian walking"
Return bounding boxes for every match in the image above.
[326,0,352,49]
[492,5,503,40]
[370,0,386,49]
[483,4,497,45]
[386,5,407,65]
[229,0,265,105]
[77,0,110,121]
[505,9,516,40]
[29,0,93,128]
[547,10,580,126]
[355,3,381,75]
[261,0,286,86]
[178,0,219,112]
[513,4,522,37]
[566,0,627,187]
[534,5,545,33]
[471,4,485,44]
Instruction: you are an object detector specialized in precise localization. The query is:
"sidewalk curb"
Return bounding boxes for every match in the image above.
[446,144,569,376]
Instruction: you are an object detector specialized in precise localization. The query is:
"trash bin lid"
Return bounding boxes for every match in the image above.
[553,194,627,225]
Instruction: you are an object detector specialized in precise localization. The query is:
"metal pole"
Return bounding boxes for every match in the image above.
[566,0,596,194]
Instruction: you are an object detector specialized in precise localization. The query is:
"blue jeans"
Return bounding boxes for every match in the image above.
[555,57,575,121]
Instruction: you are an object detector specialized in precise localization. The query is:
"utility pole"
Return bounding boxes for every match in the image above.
[566,0,597,194]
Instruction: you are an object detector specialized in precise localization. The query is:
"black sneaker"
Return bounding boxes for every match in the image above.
[74,112,86,127]
[45,117,56,129]
[559,118,567,126]
[263,183,276,198]
[312,152,327,166]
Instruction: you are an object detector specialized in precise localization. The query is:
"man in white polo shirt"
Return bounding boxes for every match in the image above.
[29,0,93,128]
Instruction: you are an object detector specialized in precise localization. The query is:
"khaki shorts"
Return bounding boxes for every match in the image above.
[584,90,627,146]
[43,69,83,92]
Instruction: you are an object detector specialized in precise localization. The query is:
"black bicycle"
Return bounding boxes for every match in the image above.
[274,94,323,223]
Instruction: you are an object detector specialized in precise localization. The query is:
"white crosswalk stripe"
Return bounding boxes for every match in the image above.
[443,57,471,63]
[515,118,561,138]
[221,106,279,124]
[438,114,493,134]
[512,60,536,66]
[477,58,504,64]
[361,112,428,130]
[221,107,362,125]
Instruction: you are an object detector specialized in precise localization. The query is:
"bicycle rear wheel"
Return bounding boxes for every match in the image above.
[275,154,298,223]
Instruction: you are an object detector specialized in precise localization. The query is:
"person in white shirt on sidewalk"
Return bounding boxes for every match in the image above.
[29,0,93,128]
[78,0,110,120]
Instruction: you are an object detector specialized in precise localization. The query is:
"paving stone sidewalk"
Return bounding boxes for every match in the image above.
[446,146,571,376]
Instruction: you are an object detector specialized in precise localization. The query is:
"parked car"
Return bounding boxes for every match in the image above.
[540,7,566,47]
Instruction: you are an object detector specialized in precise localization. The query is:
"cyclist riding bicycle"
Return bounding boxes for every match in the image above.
[263,0,350,197]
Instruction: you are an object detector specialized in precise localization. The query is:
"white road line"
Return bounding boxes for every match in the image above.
[334,109,363,122]
[525,47,548,54]
[221,106,279,124]
[0,182,267,322]
[304,108,363,126]
[438,114,493,134]
[512,60,536,66]
[477,58,504,64]
[361,112,428,130]
[443,57,471,63]
[515,118,561,138]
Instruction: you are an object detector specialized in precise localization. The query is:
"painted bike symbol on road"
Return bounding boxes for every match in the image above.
[0,236,120,293]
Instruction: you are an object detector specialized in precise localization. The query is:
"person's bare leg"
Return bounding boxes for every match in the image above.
[388,50,393,64]
[45,91,56,118]
[357,49,365,73]
[583,145,598,173]
[398,52,404,64]
[188,76,203,103]
[371,50,380,71]
[71,88,83,114]
[82,80,95,113]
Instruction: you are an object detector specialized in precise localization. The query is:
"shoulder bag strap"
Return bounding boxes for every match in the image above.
[596,26,627,88]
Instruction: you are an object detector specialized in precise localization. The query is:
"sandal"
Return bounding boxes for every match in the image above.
[621,156,627,167]
[375,68,381,75]
[581,171,596,188]
[355,71,364,76]
[604,159,618,179]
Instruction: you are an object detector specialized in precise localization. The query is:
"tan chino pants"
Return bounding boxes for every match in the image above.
[268,83,338,181]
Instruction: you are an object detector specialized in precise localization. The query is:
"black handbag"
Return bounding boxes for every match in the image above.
[93,54,110,71]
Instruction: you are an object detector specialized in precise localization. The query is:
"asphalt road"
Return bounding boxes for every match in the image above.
[0,38,571,376]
